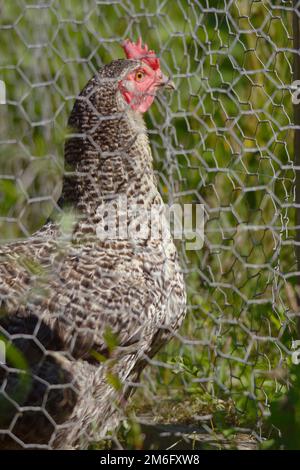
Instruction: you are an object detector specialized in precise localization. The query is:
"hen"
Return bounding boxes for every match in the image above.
[0,38,186,449]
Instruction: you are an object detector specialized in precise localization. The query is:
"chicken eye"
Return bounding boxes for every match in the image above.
[135,71,145,81]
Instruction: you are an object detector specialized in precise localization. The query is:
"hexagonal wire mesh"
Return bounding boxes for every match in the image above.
[0,0,299,450]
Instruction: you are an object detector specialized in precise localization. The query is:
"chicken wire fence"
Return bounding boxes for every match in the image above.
[0,0,299,449]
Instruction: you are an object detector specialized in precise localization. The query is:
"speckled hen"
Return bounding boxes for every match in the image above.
[0,38,186,449]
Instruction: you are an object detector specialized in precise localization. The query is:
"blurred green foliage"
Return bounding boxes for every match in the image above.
[262,365,300,449]
[0,0,299,446]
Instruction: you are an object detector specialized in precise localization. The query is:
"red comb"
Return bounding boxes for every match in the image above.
[122,37,160,71]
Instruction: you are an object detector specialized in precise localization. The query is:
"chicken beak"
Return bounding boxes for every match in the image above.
[159,73,176,91]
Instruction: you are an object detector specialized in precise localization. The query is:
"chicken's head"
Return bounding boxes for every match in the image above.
[119,37,175,113]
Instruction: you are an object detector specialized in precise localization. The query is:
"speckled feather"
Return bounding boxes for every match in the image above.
[0,58,186,449]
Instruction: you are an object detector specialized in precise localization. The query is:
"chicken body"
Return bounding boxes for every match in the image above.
[0,58,186,449]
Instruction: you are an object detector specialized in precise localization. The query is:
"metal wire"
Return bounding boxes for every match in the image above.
[0,0,298,449]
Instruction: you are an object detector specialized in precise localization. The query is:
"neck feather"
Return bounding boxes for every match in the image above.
[61,99,157,216]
